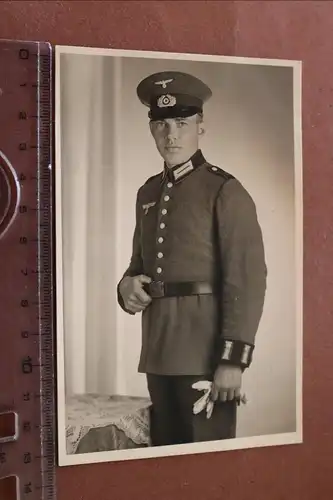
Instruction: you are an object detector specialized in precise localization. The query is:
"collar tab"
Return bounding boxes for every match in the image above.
[163,149,206,183]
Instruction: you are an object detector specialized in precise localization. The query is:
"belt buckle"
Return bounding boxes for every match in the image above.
[150,280,165,298]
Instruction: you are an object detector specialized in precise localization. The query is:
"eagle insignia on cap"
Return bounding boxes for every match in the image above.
[157,94,176,108]
[154,79,173,88]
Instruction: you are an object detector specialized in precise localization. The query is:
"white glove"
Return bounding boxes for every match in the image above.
[192,380,247,419]
[192,381,214,419]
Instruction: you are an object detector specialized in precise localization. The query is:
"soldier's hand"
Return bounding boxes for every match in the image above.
[211,365,242,403]
[119,274,152,314]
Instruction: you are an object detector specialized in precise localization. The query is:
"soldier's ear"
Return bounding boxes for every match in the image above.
[197,113,205,136]
[149,120,154,135]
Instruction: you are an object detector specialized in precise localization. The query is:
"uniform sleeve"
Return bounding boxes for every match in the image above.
[215,178,267,370]
[117,189,144,314]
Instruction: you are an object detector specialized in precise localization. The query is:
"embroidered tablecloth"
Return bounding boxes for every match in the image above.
[66,393,152,454]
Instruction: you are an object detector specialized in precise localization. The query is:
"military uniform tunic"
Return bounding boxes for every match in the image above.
[118,149,267,377]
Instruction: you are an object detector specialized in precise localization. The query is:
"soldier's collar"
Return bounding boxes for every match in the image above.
[162,149,206,183]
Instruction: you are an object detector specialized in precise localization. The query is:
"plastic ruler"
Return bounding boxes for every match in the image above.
[0,39,56,500]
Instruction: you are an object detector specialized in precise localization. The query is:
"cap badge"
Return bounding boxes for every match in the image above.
[154,78,173,89]
[157,94,176,108]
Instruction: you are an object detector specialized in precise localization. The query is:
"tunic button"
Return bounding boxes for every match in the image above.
[212,166,218,171]
[158,237,164,243]
[161,209,167,215]
[157,252,163,258]
[164,195,170,202]
[160,222,166,229]
[167,182,173,188]
[157,267,162,274]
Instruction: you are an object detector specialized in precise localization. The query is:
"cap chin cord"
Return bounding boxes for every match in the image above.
[149,106,202,121]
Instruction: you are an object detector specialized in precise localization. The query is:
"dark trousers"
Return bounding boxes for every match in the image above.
[146,374,237,446]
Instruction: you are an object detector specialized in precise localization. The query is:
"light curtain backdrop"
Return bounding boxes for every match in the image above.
[59,52,297,439]
[59,54,119,398]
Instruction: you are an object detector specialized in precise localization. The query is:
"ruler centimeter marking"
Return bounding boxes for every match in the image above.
[0,40,56,500]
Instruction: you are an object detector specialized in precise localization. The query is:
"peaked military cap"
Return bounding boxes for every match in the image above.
[136,71,212,120]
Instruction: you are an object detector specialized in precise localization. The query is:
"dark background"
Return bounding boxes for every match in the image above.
[0,1,332,499]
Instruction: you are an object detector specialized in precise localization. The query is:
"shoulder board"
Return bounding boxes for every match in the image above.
[207,165,234,180]
[144,172,163,185]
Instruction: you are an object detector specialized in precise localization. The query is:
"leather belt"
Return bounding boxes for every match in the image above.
[143,281,217,299]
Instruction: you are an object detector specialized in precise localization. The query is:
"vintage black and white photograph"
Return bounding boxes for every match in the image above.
[55,45,303,466]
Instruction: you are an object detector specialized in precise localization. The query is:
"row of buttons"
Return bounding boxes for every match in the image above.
[156,181,173,274]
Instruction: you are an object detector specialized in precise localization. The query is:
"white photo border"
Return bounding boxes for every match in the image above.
[55,44,303,467]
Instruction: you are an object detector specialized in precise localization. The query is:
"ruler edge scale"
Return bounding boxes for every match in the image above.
[40,39,58,498]
[0,39,58,500]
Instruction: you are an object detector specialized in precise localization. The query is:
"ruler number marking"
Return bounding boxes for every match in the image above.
[22,356,33,374]
[19,205,28,214]
[23,421,32,432]
[19,49,30,60]
[21,269,42,276]
[24,482,33,495]
[23,452,32,464]
[23,392,31,402]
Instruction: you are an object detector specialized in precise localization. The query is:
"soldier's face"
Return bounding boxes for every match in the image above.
[149,114,201,167]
